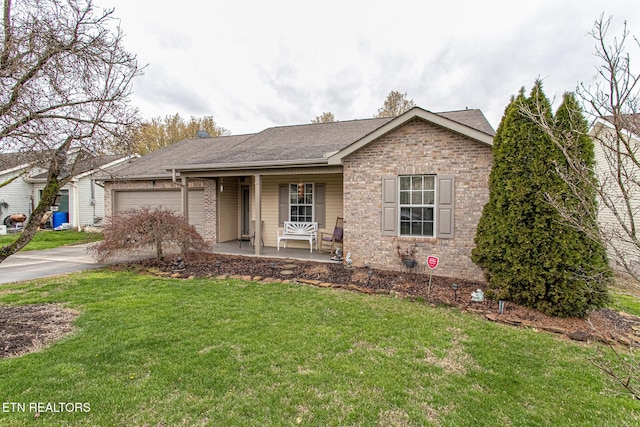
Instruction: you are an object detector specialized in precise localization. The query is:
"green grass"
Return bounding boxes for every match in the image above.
[609,276,640,316]
[610,292,640,316]
[0,271,638,426]
[0,230,102,251]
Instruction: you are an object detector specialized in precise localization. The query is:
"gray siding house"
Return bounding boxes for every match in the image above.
[0,150,132,229]
[590,115,640,272]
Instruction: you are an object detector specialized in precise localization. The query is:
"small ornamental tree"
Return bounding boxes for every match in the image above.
[90,207,209,261]
[472,81,611,318]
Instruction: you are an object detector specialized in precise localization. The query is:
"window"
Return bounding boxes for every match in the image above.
[399,175,435,236]
[289,183,313,222]
[382,175,454,238]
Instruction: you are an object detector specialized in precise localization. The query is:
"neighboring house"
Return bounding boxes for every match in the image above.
[104,107,494,281]
[0,149,133,229]
[0,152,32,222]
[590,115,640,271]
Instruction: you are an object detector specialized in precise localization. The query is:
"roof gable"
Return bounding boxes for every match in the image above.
[26,154,132,181]
[1,147,119,177]
[327,107,494,165]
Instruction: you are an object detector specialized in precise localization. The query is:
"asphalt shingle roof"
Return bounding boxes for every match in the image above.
[0,152,25,172]
[29,154,126,179]
[109,108,494,179]
[438,109,496,136]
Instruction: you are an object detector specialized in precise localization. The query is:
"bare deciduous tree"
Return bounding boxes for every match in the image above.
[311,112,335,124]
[521,15,640,401]
[128,114,230,155]
[522,15,640,282]
[374,90,416,118]
[0,0,143,262]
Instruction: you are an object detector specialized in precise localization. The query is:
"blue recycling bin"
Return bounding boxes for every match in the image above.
[52,211,69,229]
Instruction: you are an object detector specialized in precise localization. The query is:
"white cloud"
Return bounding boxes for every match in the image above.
[106,0,640,134]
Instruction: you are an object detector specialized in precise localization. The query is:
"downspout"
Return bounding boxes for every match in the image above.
[90,178,96,225]
[172,169,189,223]
[70,181,80,230]
[181,176,189,223]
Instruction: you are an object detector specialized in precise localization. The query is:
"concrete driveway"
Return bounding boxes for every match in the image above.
[0,243,105,284]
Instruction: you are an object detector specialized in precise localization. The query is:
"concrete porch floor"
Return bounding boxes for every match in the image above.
[213,240,338,263]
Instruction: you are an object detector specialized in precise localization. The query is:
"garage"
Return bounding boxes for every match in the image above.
[113,189,205,234]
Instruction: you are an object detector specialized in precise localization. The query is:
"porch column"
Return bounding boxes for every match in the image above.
[181,176,189,223]
[254,174,262,256]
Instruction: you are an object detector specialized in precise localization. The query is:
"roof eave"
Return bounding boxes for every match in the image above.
[0,163,30,176]
[101,173,173,182]
[24,176,79,184]
[68,155,138,181]
[591,117,640,142]
[168,158,329,173]
[327,107,494,165]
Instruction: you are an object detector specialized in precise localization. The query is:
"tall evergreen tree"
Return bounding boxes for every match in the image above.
[472,81,611,317]
[546,92,611,311]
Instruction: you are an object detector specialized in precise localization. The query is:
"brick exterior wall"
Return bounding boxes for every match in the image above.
[202,178,217,243]
[342,118,493,281]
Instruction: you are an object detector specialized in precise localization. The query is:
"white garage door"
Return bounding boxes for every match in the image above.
[113,190,205,234]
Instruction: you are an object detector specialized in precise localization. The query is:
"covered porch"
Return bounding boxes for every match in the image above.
[213,240,339,262]
[179,166,345,257]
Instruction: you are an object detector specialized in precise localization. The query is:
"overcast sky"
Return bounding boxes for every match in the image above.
[104,0,640,135]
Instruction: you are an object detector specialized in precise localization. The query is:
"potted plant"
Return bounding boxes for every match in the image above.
[396,243,417,268]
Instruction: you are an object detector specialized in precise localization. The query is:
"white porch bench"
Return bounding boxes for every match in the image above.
[277,221,318,252]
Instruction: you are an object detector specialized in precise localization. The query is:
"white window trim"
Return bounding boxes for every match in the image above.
[398,175,437,238]
[288,182,315,222]
[381,174,454,239]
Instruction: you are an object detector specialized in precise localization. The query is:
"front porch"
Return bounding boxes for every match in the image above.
[213,240,339,263]
[179,170,344,255]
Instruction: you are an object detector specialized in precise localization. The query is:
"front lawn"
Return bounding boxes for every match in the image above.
[0,271,638,426]
[609,276,640,317]
[0,230,103,251]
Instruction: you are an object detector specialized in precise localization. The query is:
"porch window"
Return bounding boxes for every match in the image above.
[399,175,435,237]
[289,183,313,222]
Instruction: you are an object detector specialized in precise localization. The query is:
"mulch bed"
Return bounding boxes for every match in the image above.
[135,252,640,347]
